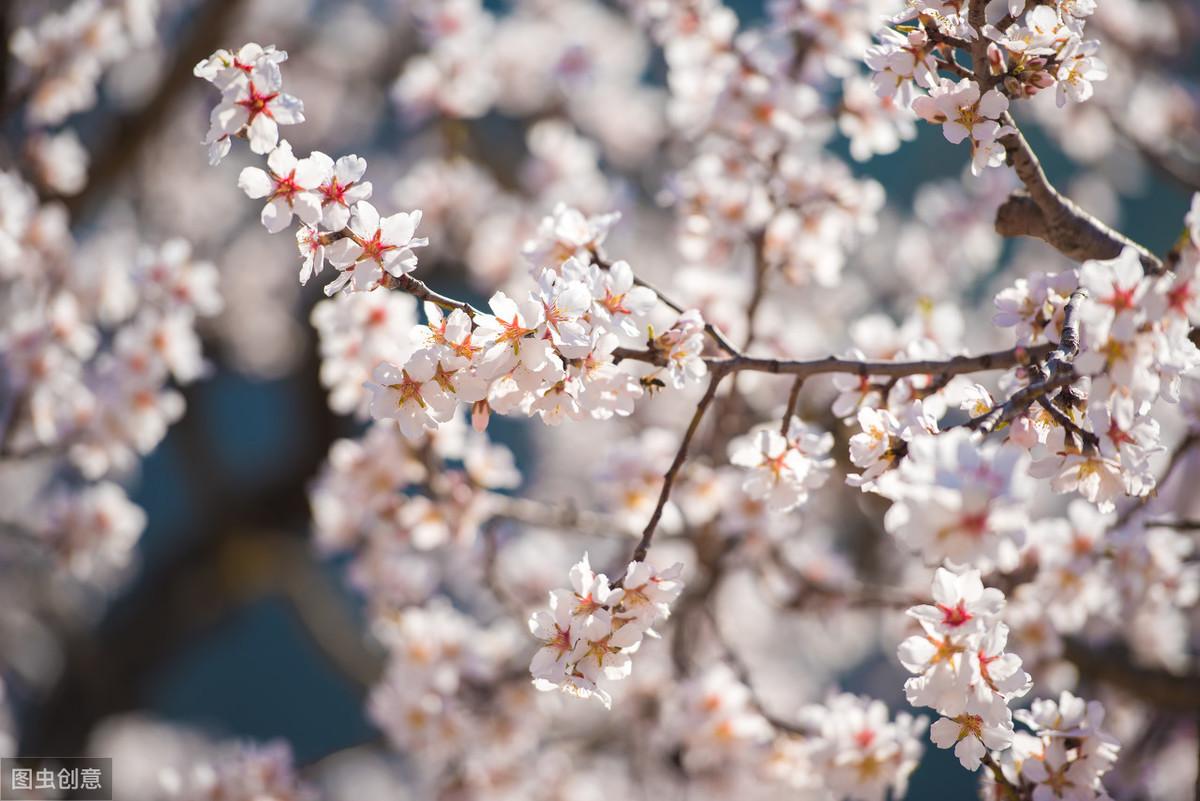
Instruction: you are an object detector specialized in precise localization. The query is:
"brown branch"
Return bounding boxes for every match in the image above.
[381,271,485,316]
[487,494,627,539]
[996,115,1163,273]
[1115,430,1198,527]
[741,230,770,352]
[624,373,723,571]
[615,341,1052,379]
[981,753,1021,800]
[1063,637,1200,710]
[1144,519,1200,531]
[780,376,805,436]
[967,287,1087,434]
[967,0,993,90]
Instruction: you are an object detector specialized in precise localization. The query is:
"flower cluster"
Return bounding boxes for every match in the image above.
[912,78,1014,175]
[195,50,715,440]
[311,291,420,417]
[876,429,1032,572]
[369,602,518,763]
[194,43,304,163]
[363,208,713,438]
[728,416,835,513]
[898,568,1031,771]
[663,664,775,774]
[394,0,665,164]
[868,0,1107,173]
[0,167,220,585]
[161,740,313,801]
[309,416,518,607]
[629,0,886,288]
[795,693,928,801]
[1009,504,1200,672]
[10,0,161,126]
[991,246,1200,511]
[994,692,1121,801]
[529,554,683,708]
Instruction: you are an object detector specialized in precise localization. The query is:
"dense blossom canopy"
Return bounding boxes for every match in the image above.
[1,0,1200,799]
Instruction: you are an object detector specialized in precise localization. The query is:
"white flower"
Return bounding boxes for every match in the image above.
[653,309,708,389]
[529,589,578,688]
[529,553,682,709]
[907,567,1005,637]
[204,58,304,160]
[365,353,457,439]
[728,419,834,513]
[929,705,1013,771]
[237,141,324,233]
[1078,247,1146,335]
[296,226,325,285]
[473,290,547,375]
[307,152,373,231]
[878,430,1030,571]
[325,202,428,294]
[1056,40,1107,107]
[591,259,657,337]
[193,43,287,91]
[911,78,1013,175]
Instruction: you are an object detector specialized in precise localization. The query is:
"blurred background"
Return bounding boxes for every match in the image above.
[2,0,1199,798]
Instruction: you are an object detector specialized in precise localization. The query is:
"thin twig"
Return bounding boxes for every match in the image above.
[781,376,805,436]
[487,494,626,539]
[1115,430,1198,528]
[968,288,1087,435]
[380,271,485,316]
[592,248,739,355]
[1143,519,1200,531]
[625,373,724,571]
[981,753,1020,800]
[614,341,1051,379]
[1062,637,1200,710]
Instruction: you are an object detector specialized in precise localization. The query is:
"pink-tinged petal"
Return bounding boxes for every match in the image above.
[911,95,942,123]
[267,141,297,175]
[381,248,418,277]
[322,203,350,232]
[381,211,417,246]
[247,114,279,155]
[261,198,293,234]
[294,193,323,227]
[306,150,335,176]
[335,155,368,183]
[978,89,1009,118]
[943,121,970,144]
[325,238,362,268]
[237,167,272,199]
[345,181,373,204]
[207,136,232,166]
[294,157,329,189]
[270,93,305,125]
[931,567,958,605]
[351,201,381,237]
[210,102,247,136]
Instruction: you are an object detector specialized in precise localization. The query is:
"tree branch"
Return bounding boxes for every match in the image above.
[1063,637,1200,710]
[624,373,723,571]
[996,115,1163,273]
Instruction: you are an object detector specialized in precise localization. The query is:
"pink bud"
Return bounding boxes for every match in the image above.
[987,43,1006,76]
[472,399,491,432]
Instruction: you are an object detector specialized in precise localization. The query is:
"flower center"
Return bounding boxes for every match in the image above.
[236,82,279,123]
